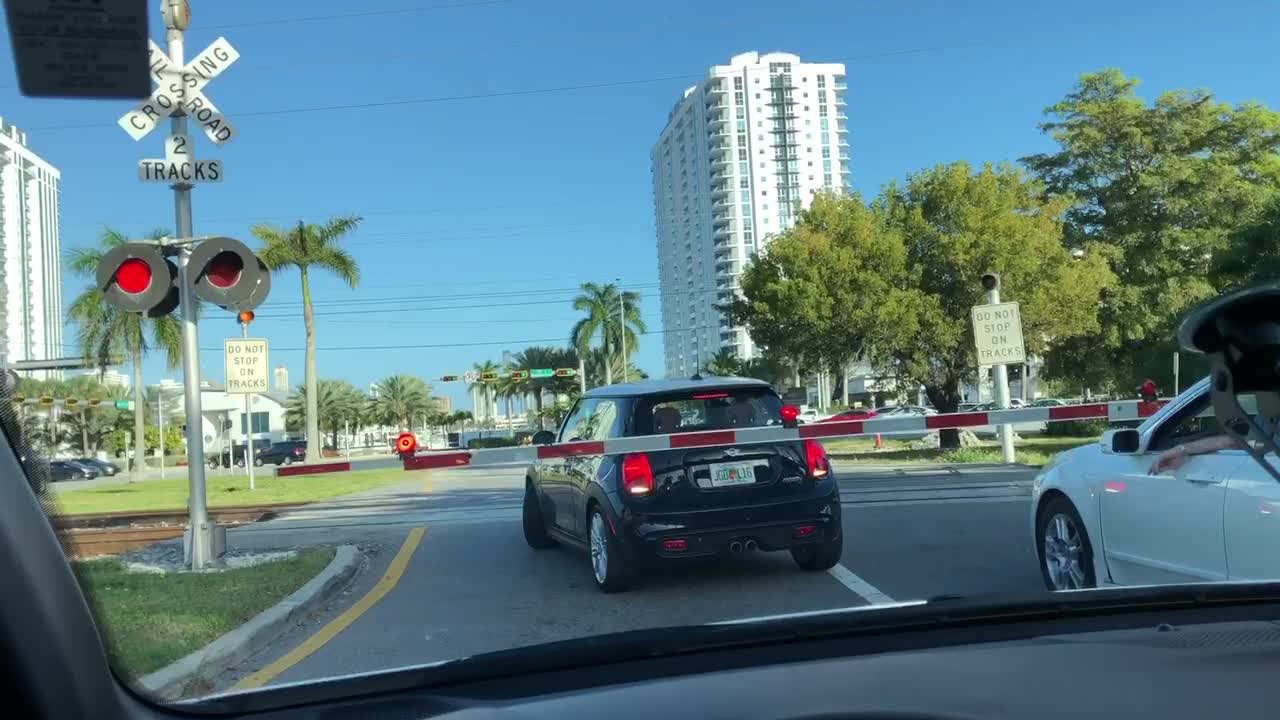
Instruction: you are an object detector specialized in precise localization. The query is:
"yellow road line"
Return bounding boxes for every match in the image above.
[234,526,426,690]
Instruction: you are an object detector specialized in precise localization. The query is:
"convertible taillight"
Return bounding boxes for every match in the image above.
[804,440,829,479]
[621,453,654,496]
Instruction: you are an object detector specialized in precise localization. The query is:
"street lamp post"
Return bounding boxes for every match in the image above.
[616,279,628,383]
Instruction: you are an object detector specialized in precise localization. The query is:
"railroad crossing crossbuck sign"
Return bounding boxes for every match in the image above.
[119,37,238,183]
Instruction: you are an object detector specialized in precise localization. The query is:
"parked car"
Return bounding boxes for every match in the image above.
[48,460,96,482]
[209,444,259,468]
[523,377,842,592]
[256,440,308,466]
[1032,376,1276,591]
[75,458,120,476]
[818,408,878,422]
[1031,398,1066,407]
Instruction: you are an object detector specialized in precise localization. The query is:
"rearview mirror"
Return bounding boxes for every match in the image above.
[1103,428,1141,454]
[532,430,556,446]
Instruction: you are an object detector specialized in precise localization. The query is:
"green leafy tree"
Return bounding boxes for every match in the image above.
[58,377,128,454]
[725,192,920,406]
[286,379,364,447]
[1023,69,1280,391]
[253,215,363,462]
[1214,195,1280,291]
[879,162,1114,445]
[144,424,185,454]
[66,228,183,473]
[368,374,432,431]
[740,355,792,387]
[570,282,645,386]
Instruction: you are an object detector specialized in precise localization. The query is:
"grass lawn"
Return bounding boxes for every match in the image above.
[52,467,409,515]
[73,547,335,678]
[823,436,1097,465]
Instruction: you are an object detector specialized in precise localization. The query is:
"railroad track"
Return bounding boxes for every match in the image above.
[54,503,305,558]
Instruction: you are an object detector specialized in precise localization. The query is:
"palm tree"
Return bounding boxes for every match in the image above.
[469,360,500,420]
[570,282,645,386]
[511,346,578,428]
[367,374,431,431]
[583,347,647,389]
[286,379,364,448]
[252,215,362,462]
[66,228,184,474]
[705,348,743,376]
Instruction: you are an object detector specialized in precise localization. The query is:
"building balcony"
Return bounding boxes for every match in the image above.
[711,183,731,199]
[706,101,728,111]
[706,84,727,96]
[708,143,731,159]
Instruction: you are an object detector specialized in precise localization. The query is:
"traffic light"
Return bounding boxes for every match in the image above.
[508,370,529,381]
[480,371,499,381]
[439,374,461,382]
[96,243,179,316]
[187,237,269,311]
[553,368,576,378]
[96,237,270,317]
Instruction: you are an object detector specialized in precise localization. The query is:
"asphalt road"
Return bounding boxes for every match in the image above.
[200,461,1044,694]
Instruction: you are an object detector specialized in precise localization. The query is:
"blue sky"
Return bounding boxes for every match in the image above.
[2,0,1277,411]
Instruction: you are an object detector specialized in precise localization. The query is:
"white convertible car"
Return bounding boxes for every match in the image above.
[1032,377,1277,591]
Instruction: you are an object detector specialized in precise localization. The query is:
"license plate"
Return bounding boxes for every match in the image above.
[709,461,759,487]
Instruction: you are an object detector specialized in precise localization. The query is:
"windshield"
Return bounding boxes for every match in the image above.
[2,0,1278,709]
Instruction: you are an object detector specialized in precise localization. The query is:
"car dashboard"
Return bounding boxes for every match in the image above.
[199,601,1280,720]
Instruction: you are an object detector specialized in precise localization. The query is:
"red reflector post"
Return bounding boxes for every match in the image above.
[621,453,654,495]
[793,525,816,539]
[395,432,417,456]
[662,538,688,552]
[115,258,153,294]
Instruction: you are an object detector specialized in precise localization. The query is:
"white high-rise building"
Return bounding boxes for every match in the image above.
[0,118,62,378]
[651,52,849,378]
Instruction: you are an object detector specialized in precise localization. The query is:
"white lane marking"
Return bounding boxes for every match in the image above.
[709,600,927,625]
[827,563,896,605]
[841,495,1028,508]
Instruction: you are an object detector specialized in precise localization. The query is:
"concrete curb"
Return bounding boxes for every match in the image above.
[827,457,1043,469]
[134,544,361,701]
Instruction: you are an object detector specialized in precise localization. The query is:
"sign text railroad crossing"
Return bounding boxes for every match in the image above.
[121,37,238,184]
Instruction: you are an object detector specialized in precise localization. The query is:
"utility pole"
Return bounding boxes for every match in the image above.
[617,278,628,383]
[157,388,165,480]
[165,2,211,569]
[980,274,1016,464]
[240,315,256,491]
[1173,352,1180,397]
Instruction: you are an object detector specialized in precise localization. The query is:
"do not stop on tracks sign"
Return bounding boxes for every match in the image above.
[971,302,1026,366]
[224,338,268,394]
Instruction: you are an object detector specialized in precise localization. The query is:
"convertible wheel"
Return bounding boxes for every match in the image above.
[791,539,843,571]
[522,483,556,549]
[588,507,632,593]
[1037,496,1096,591]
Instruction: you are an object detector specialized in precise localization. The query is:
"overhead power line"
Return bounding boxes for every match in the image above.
[25,42,1000,133]
[195,324,721,353]
[202,0,511,30]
